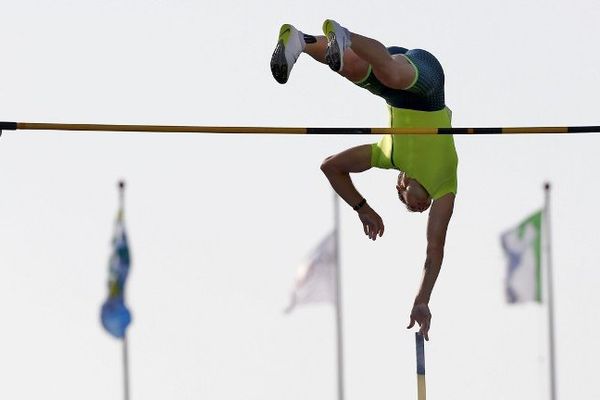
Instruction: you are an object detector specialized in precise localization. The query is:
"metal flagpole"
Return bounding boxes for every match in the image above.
[543,182,557,400]
[119,181,131,400]
[123,334,131,400]
[333,193,345,400]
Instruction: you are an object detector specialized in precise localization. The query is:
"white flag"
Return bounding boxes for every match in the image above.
[500,211,543,303]
[285,231,337,313]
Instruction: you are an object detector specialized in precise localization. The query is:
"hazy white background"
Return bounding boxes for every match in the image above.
[1,0,599,399]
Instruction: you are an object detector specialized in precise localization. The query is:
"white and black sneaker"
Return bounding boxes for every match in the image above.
[322,19,351,72]
[270,24,306,84]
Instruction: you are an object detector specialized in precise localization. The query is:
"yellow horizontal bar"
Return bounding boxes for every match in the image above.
[17,122,309,134]
[500,127,569,134]
[1,121,598,135]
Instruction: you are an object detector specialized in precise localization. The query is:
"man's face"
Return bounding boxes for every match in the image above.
[396,173,432,213]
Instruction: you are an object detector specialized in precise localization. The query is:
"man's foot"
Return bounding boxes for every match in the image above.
[322,19,351,72]
[270,24,305,84]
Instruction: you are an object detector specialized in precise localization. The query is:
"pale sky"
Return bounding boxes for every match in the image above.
[1,0,600,399]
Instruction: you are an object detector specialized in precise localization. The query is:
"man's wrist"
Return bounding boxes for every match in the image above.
[414,294,430,305]
[352,198,367,211]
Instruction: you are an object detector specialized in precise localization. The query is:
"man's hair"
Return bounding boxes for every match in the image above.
[397,173,431,212]
[397,187,412,212]
[398,192,407,205]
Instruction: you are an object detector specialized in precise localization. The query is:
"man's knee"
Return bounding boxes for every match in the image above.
[340,55,370,82]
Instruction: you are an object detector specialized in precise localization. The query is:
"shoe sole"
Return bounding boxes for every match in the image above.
[325,32,342,72]
[323,20,343,72]
[271,25,293,84]
[270,40,288,84]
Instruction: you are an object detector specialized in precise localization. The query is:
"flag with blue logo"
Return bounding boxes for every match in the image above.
[101,186,132,338]
[500,210,543,304]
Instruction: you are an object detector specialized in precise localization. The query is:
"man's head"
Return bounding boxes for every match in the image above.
[396,172,431,213]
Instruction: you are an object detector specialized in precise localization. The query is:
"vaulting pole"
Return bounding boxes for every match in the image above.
[1,121,600,135]
[415,332,426,400]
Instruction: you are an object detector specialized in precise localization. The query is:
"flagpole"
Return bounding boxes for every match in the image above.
[543,182,557,400]
[119,181,131,400]
[123,334,131,400]
[333,192,345,400]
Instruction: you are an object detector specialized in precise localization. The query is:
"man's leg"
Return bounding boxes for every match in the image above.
[323,20,416,90]
[270,24,370,84]
[304,36,370,82]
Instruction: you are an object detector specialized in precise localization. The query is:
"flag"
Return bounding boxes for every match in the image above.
[285,231,337,313]
[500,210,543,303]
[101,206,132,338]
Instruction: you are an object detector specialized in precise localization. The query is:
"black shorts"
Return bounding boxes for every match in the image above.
[354,47,446,112]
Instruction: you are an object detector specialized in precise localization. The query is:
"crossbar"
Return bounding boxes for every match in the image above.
[1,121,600,135]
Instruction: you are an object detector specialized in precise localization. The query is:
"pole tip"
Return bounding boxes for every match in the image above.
[544,182,551,191]
[118,180,126,190]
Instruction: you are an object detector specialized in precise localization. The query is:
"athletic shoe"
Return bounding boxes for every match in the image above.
[270,24,305,84]
[322,19,351,72]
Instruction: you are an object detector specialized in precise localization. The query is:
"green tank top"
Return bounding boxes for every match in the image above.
[371,106,458,200]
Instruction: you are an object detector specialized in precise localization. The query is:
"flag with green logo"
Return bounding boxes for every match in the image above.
[500,211,543,303]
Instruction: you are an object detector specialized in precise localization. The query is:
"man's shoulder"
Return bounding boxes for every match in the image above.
[432,193,455,210]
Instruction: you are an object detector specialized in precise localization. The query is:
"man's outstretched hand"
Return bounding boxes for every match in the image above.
[357,206,384,240]
[407,303,432,341]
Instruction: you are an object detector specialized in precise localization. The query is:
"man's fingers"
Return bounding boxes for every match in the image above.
[359,213,384,241]
[421,326,429,341]
[420,320,430,341]
[363,222,376,240]
[406,317,415,329]
[369,223,377,240]
[373,221,383,240]
[421,315,431,341]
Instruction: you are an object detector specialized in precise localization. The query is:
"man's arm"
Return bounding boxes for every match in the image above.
[407,193,454,340]
[320,144,384,240]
